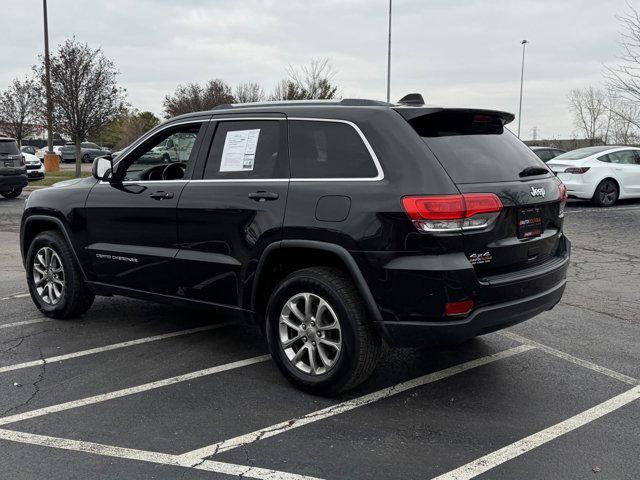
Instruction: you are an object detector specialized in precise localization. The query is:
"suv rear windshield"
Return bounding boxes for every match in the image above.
[0,140,20,155]
[408,111,549,184]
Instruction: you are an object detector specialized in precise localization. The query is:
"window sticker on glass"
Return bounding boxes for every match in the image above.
[219,129,260,172]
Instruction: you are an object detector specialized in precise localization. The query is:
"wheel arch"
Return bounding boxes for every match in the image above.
[251,240,382,326]
[21,215,87,280]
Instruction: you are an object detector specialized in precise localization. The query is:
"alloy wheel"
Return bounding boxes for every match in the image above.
[33,246,65,305]
[279,292,342,375]
[599,182,617,206]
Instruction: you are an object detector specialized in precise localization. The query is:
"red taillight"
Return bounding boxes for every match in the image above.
[402,194,502,232]
[445,300,474,316]
[402,195,465,221]
[565,167,590,174]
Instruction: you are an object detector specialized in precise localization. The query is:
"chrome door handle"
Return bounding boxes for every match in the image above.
[150,191,174,200]
[248,191,279,201]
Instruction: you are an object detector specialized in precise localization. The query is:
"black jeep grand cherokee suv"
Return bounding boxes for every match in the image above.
[20,98,570,394]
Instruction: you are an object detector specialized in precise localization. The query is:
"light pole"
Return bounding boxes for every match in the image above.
[386,0,392,103]
[517,39,529,138]
[42,0,53,154]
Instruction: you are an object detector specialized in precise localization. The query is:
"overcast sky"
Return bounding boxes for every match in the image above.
[0,0,631,139]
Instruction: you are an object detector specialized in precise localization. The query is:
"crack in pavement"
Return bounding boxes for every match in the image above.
[561,301,637,324]
[0,348,47,417]
[0,329,57,353]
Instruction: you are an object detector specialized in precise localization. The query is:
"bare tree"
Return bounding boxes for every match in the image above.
[163,79,234,118]
[234,82,265,103]
[567,87,609,144]
[34,38,126,177]
[270,58,339,100]
[269,79,307,101]
[605,2,640,104]
[609,100,640,144]
[0,77,39,146]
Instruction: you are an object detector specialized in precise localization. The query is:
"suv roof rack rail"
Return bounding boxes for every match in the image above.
[212,98,391,110]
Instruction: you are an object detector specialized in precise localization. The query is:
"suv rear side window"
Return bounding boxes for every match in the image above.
[203,120,288,179]
[289,120,379,179]
[0,140,20,155]
[409,111,549,184]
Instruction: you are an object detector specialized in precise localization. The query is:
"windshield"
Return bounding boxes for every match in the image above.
[0,140,20,155]
[409,111,549,184]
[552,146,610,161]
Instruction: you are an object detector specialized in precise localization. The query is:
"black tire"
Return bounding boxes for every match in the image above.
[82,154,90,163]
[0,187,22,199]
[592,179,618,207]
[265,267,381,396]
[26,230,95,319]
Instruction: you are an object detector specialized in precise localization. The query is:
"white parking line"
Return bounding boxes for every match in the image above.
[0,318,51,330]
[0,322,234,374]
[178,344,534,462]
[500,331,639,386]
[565,206,640,214]
[432,385,640,480]
[0,355,270,426]
[0,292,30,301]
[0,428,323,480]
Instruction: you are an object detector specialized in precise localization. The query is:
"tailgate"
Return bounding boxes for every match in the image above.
[401,108,566,277]
[456,178,564,277]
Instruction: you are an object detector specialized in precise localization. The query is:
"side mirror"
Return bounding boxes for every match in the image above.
[92,155,113,181]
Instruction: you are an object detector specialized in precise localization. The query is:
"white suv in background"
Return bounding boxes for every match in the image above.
[548,146,640,207]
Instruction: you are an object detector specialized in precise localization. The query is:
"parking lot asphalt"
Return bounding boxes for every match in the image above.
[0,193,638,480]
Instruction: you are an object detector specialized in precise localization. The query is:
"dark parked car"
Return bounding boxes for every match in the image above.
[530,146,566,162]
[20,97,570,394]
[1,137,27,198]
[60,142,111,163]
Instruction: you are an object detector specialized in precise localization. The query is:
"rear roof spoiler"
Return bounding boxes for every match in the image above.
[393,107,515,125]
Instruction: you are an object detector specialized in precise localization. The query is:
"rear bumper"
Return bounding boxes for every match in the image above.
[26,167,44,179]
[376,279,565,347]
[555,174,596,199]
[0,174,28,191]
[358,235,570,347]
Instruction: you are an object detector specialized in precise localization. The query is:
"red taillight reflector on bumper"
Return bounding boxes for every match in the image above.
[445,300,474,316]
[402,194,502,232]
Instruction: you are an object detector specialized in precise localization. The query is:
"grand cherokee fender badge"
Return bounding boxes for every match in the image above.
[468,251,492,265]
[95,253,139,263]
[530,186,546,198]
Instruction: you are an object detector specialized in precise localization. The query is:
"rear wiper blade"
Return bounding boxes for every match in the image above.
[519,166,549,177]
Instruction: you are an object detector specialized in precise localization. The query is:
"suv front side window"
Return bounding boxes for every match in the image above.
[119,123,203,181]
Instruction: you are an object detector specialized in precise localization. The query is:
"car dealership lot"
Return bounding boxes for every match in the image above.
[0,194,638,479]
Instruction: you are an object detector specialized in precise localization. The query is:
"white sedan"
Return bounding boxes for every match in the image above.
[23,152,45,181]
[35,145,63,159]
[547,146,640,207]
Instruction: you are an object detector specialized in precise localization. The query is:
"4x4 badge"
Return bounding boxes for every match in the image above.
[530,186,546,198]
[468,252,492,265]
